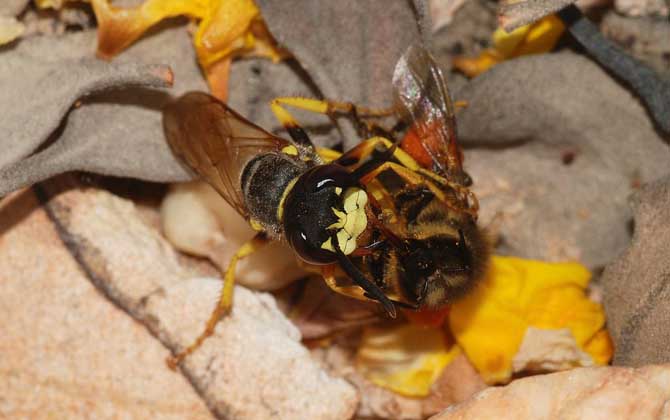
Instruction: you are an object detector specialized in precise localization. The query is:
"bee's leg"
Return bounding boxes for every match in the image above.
[321,266,418,311]
[166,233,268,369]
[321,265,369,299]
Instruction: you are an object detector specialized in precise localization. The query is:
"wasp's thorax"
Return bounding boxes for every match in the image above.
[241,151,307,236]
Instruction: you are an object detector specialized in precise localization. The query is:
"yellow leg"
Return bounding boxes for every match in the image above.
[335,136,424,172]
[454,100,468,109]
[271,97,397,141]
[166,234,268,369]
[364,161,480,217]
[321,265,370,302]
[271,97,394,119]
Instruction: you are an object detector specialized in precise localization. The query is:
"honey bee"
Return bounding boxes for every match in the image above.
[162,44,489,367]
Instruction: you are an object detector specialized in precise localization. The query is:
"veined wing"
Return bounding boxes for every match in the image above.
[163,91,289,217]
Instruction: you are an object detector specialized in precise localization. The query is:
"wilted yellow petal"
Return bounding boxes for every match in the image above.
[582,329,614,366]
[194,0,260,66]
[35,0,69,8]
[91,0,211,59]
[205,57,232,101]
[451,51,501,79]
[74,0,285,100]
[450,256,612,384]
[356,323,459,397]
[453,14,565,77]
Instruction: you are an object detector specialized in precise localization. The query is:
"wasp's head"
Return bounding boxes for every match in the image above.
[281,164,370,265]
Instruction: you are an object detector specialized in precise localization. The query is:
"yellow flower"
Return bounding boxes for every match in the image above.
[449,256,613,383]
[35,0,286,100]
[356,323,460,397]
[453,14,565,77]
[357,256,613,394]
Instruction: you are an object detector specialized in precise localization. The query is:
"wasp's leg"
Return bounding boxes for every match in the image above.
[315,147,342,163]
[334,136,422,173]
[363,161,479,217]
[166,234,268,369]
[270,98,319,157]
[271,97,397,140]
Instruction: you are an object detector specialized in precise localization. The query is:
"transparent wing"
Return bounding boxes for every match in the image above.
[392,44,464,179]
[163,91,289,217]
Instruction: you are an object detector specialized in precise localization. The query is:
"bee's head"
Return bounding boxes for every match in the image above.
[281,164,369,265]
[399,226,489,309]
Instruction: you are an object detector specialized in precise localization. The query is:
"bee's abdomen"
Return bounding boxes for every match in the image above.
[241,153,305,236]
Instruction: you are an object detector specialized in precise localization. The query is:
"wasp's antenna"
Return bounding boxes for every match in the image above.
[332,235,397,318]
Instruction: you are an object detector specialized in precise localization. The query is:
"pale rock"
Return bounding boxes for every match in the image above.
[0,189,212,419]
[0,16,24,45]
[615,0,669,16]
[312,334,485,419]
[35,179,359,419]
[431,365,670,420]
[148,278,359,420]
[161,181,306,291]
[512,327,594,373]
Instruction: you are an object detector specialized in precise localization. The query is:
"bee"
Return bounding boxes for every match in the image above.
[162,44,489,367]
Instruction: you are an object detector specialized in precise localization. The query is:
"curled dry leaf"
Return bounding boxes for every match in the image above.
[0,29,173,171]
[1,2,428,196]
[0,26,204,198]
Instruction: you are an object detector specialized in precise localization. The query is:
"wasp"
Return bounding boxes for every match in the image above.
[162,44,489,367]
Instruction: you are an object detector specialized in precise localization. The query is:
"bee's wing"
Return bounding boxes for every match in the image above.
[392,44,464,179]
[163,91,289,218]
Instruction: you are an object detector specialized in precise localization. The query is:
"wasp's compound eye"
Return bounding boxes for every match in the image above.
[286,228,338,264]
[282,164,358,265]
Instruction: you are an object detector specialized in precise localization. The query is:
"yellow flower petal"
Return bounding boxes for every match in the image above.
[356,323,459,397]
[91,0,211,59]
[194,0,261,67]
[47,0,286,100]
[449,256,612,384]
[454,14,565,77]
